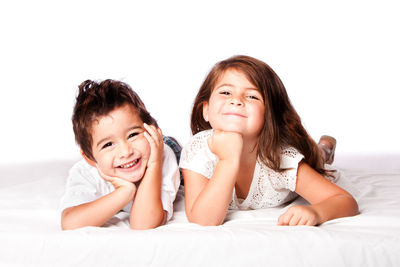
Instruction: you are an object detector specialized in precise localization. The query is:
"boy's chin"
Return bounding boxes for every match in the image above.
[121,175,143,183]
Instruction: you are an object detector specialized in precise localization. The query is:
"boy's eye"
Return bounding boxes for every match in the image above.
[102,142,112,149]
[128,132,139,139]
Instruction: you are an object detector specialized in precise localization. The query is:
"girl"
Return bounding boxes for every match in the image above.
[179,55,358,226]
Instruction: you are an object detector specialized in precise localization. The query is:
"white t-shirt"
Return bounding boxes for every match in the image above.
[60,144,181,221]
[179,130,305,210]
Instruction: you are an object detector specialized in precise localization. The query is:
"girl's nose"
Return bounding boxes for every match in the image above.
[229,96,243,106]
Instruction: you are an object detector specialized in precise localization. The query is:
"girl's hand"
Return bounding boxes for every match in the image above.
[143,123,164,169]
[277,205,319,226]
[208,130,243,161]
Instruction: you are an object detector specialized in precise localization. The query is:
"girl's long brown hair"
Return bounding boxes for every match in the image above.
[191,55,328,175]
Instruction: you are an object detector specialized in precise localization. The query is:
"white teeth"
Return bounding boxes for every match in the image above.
[120,158,139,168]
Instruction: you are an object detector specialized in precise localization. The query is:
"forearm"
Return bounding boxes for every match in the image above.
[130,164,165,229]
[188,159,239,226]
[61,186,135,230]
[312,194,359,224]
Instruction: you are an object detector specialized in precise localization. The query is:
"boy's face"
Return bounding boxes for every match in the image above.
[86,104,151,183]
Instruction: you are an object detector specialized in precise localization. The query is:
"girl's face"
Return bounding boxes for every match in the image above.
[203,69,265,140]
[86,104,151,183]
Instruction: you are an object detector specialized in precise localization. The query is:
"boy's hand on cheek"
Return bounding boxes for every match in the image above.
[143,123,164,169]
[208,130,243,161]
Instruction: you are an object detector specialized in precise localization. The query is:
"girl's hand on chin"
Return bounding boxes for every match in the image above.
[208,130,243,161]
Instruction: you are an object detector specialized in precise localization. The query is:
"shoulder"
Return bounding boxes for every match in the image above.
[180,130,213,161]
[179,130,217,178]
[68,159,99,181]
[66,159,108,189]
[256,147,304,192]
[280,147,304,169]
[189,129,213,145]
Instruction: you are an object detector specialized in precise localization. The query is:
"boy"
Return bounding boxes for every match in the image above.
[60,79,181,230]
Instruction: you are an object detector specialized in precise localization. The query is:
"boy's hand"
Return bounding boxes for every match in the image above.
[143,123,164,168]
[208,130,243,161]
[97,167,136,194]
[277,205,319,226]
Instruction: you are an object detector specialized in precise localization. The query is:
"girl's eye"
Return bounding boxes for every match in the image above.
[248,95,259,100]
[102,142,112,149]
[220,91,230,95]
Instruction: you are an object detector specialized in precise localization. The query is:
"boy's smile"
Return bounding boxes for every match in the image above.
[86,104,151,183]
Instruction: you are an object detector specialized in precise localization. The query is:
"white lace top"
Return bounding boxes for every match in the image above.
[179,130,305,210]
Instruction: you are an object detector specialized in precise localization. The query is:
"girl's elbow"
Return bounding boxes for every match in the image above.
[341,194,359,217]
[349,196,359,216]
[130,211,166,230]
[187,214,223,226]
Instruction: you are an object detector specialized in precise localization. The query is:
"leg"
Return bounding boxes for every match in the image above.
[318,135,336,165]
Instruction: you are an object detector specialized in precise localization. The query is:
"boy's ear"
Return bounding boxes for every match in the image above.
[81,150,97,167]
[202,102,209,122]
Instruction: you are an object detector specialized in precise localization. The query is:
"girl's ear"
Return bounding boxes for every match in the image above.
[81,150,97,167]
[202,102,209,122]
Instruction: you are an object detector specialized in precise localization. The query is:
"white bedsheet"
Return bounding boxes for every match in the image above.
[1,154,399,266]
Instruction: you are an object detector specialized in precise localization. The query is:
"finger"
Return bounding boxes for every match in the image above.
[289,214,301,226]
[96,167,115,182]
[305,220,315,226]
[278,212,291,226]
[157,127,163,137]
[143,131,156,147]
[277,214,285,225]
[143,123,162,144]
[298,217,309,226]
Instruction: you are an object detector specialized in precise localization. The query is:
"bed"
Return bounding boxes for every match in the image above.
[1,153,399,266]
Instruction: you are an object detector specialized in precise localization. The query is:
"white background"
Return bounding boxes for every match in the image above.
[0,0,399,164]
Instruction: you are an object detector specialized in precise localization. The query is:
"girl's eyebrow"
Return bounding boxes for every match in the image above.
[215,83,258,91]
[215,83,233,89]
[96,125,142,148]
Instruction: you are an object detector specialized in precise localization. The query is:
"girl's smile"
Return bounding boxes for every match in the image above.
[203,69,265,140]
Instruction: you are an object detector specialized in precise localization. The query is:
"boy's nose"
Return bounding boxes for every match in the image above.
[119,141,133,158]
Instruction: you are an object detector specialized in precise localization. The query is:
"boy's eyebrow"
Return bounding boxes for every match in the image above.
[96,125,142,148]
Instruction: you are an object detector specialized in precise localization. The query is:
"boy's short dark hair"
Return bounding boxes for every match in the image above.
[72,79,158,161]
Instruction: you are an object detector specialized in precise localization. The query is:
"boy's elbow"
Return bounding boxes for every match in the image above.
[61,213,75,230]
[61,208,82,230]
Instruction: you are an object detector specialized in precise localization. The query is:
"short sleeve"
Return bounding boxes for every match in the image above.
[179,130,217,179]
[161,144,181,222]
[59,160,114,213]
[271,147,304,191]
